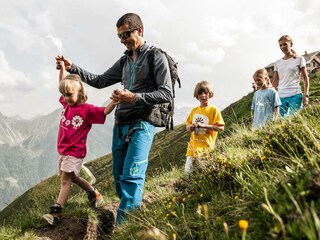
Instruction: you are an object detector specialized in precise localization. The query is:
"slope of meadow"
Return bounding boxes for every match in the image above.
[0,73,319,239]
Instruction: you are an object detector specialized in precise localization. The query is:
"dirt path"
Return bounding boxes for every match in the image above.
[37,203,118,240]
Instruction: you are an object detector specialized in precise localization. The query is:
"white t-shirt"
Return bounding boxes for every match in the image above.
[274,55,306,98]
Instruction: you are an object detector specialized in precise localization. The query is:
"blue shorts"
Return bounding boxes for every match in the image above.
[279,93,302,117]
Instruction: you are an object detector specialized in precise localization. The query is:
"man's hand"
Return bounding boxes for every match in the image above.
[55,55,72,70]
[111,89,136,103]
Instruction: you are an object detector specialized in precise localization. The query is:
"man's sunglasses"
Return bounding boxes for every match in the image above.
[117,28,138,40]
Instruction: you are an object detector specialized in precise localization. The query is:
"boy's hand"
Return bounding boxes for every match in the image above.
[188,125,195,131]
[195,123,204,128]
[188,124,199,131]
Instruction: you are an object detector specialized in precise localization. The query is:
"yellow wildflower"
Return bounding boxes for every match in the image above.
[239,220,249,240]
[239,219,249,230]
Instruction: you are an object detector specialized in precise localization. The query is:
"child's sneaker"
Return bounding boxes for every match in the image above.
[87,188,104,208]
[42,204,62,225]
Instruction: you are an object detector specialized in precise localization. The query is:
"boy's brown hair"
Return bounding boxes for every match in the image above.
[194,80,214,99]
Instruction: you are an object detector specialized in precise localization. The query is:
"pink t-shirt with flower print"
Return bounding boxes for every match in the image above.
[57,96,106,158]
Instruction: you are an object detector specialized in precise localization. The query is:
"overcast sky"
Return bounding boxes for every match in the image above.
[0,0,319,119]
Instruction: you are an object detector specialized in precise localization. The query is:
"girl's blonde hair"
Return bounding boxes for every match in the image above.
[59,74,88,103]
[194,80,214,98]
[252,69,272,87]
[278,35,297,58]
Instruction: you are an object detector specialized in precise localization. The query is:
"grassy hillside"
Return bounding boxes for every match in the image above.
[0,73,320,239]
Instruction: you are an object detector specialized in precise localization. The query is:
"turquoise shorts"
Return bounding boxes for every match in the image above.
[279,93,302,117]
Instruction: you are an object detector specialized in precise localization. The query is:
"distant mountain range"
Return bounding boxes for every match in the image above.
[0,108,114,211]
[0,106,190,211]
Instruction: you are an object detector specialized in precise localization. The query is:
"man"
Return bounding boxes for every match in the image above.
[55,13,172,223]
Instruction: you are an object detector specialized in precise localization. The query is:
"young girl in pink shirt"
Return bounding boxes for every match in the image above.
[43,61,117,225]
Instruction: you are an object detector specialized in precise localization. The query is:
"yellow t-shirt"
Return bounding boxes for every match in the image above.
[186,105,224,157]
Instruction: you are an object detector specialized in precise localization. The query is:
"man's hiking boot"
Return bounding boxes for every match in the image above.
[42,204,62,225]
[87,188,104,208]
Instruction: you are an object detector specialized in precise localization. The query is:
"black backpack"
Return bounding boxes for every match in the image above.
[120,47,181,131]
[147,47,181,130]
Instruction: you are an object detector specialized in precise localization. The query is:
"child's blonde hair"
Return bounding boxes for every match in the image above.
[194,80,214,98]
[252,69,272,87]
[59,74,88,103]
[278,35,297,58]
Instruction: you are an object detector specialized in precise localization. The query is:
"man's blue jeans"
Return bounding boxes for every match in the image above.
[112,121,155,223]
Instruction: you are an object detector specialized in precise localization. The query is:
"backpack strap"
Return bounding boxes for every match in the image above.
[148,47,175,131]
[148,47,180,98]
[147,47,158,84]
[120,55,127,69]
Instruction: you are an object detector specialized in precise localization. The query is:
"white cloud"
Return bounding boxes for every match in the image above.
[0,51,32,90]
[181,42,225,67]
[0,0,319,119]
[43,35,65,55]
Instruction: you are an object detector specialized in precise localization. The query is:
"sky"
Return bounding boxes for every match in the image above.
[0,0,319,119]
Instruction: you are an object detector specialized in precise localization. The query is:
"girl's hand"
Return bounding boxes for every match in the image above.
[303,95,309,107]
[55,55,72,70]
[56,60,65,70]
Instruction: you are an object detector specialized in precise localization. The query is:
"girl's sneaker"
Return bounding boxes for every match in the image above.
[87,189,104,208]
[42,204,62,225]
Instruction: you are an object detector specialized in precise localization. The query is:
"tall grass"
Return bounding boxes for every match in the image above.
[1,74,319,239]
[112,103,320,239]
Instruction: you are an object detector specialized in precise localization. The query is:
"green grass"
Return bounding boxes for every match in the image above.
[1,73,320,239]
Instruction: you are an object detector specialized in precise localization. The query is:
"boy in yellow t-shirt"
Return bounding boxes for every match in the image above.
[185,80,225,174]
